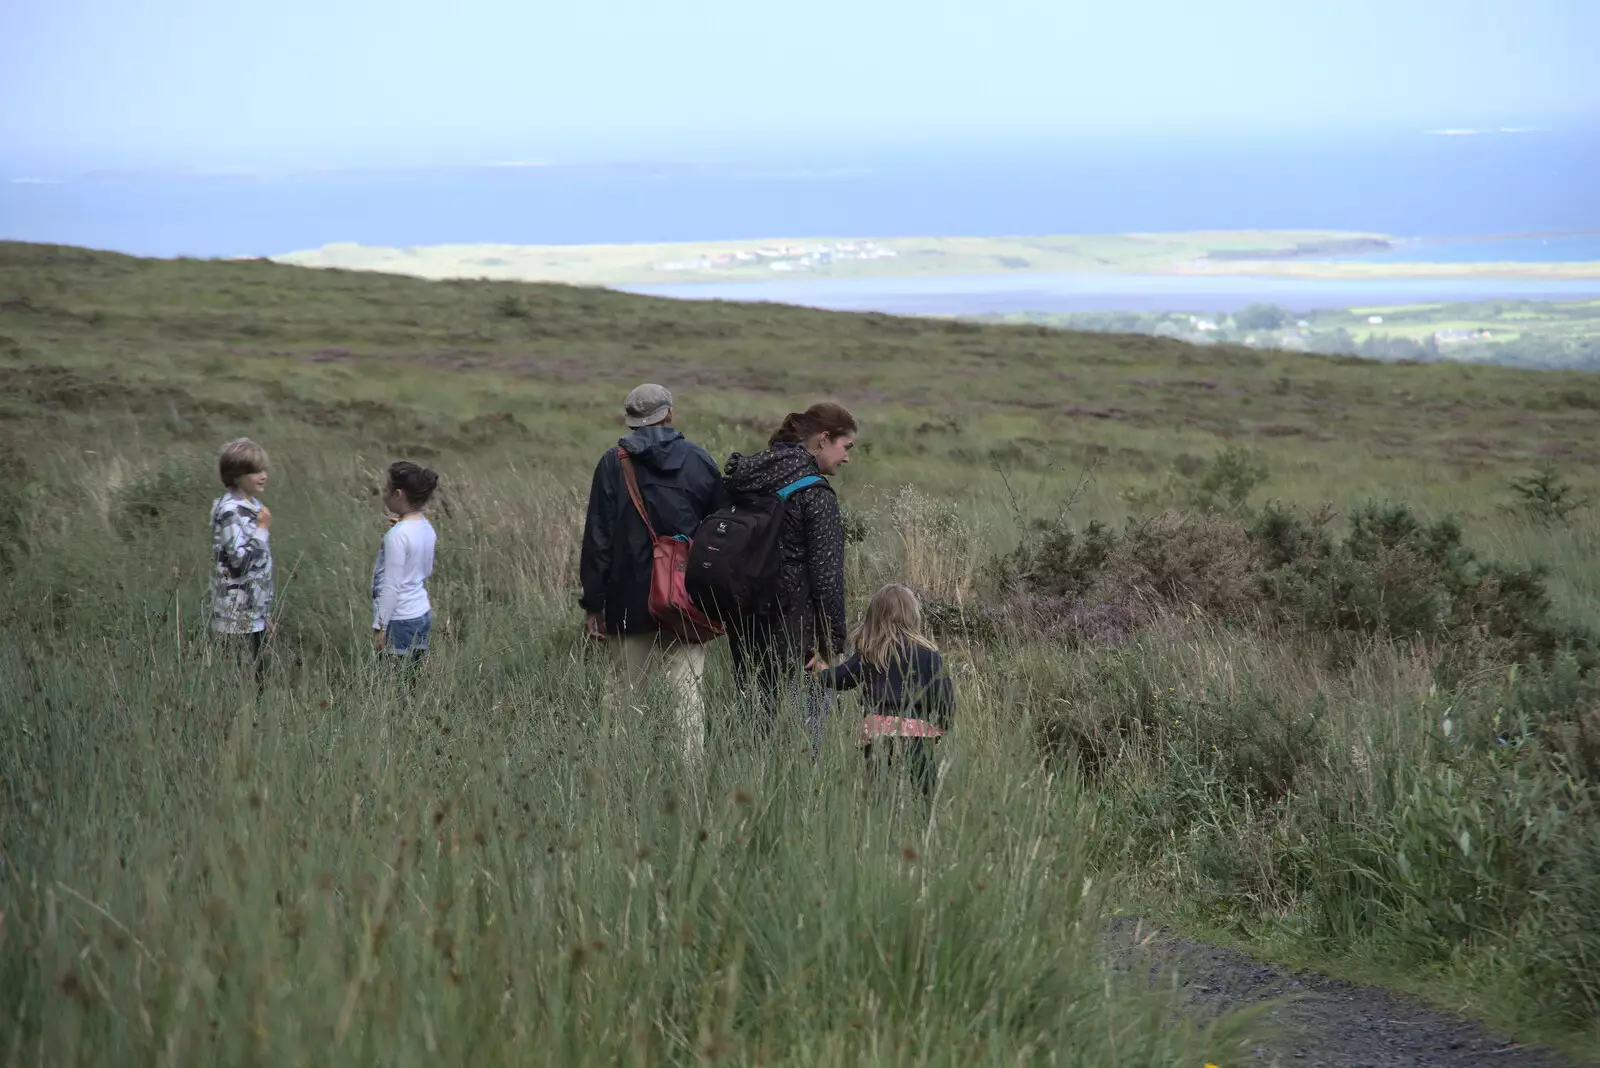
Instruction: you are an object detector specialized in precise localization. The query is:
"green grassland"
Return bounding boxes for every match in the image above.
[3,241,1599,1064]
[979,299,1600,371]
[1334,298,1600,344]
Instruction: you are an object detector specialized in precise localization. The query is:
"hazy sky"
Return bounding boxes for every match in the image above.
[3,0,1597,167]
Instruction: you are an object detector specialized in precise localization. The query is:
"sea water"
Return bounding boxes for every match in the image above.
[4,130,1598,261]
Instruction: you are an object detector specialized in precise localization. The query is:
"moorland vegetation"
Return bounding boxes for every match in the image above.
[2,241,1598,1064]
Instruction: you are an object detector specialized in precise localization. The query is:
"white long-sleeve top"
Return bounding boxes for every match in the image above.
[371,517,436,630]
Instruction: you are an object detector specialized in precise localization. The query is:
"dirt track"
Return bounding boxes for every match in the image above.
[1111,921,1589,1067]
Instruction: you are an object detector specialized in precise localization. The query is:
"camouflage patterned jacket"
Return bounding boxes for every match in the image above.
[209,494,273,634]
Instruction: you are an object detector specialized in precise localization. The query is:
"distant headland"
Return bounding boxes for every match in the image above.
[273,230,1600,288]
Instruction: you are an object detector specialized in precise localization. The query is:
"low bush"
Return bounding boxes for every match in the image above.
[1252,501,1591,670]
[1184,446,1269,515]
[990,493,1590,675]
[988,517,1115,597]
[1508,466,1590,525]
[1102,511,1260,619]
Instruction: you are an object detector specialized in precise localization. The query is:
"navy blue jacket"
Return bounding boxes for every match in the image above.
[579,426,724,635]
[820,638,955,730]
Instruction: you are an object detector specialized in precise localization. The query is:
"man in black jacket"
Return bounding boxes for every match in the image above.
[579,383,725,762]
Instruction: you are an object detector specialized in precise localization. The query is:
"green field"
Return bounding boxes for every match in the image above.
[977,298,1600,371]
[274,229,1600,287]
[3,241,1599,1064]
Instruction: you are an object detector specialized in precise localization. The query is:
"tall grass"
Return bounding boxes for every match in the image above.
[1,437,1248,1066]
[4,241,1599,1060]
[1007,619,1599,1047]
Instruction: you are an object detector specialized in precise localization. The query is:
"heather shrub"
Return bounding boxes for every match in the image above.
[1099,511,1260,620]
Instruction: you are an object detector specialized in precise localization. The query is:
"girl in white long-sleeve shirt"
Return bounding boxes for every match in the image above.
[372,461,439,666]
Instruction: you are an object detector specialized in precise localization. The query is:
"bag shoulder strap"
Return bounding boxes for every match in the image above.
[776,474,827,500]
[615,448,658,540]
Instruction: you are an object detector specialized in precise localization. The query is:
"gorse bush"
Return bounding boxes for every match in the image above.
[1252,501,1591,670]
[492,293,530,319]
[974,471,1600,1038]
[1104,511,1260,619]
[988,517,1116,598]
[1183,446,1269,516]
[990,491,1589,676]
[1508,466,1590,525]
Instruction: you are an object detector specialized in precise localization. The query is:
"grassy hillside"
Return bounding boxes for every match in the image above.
[3,241,1598,1064]
[7,241,1598,518]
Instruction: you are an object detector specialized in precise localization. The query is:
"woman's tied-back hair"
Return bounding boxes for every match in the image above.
[852,583,938,671]
[769,402,858,448]
[387,460,440,508]
[217,438,269,489]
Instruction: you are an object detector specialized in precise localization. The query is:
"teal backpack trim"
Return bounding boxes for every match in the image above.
[776,475,824,500]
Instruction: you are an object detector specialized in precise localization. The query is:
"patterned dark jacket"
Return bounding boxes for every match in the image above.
[209,493,273,634]
[579,426,725,636]
[723,441,847,659]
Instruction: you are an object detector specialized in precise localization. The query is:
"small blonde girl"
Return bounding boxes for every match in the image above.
[816,583,954,797]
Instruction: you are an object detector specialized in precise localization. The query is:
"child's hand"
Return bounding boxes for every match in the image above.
[386,513,399,528]
[257,506,272,531]
[583,612,607,641]
[374,628,385,653]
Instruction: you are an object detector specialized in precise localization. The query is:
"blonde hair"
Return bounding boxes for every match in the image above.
[217,438,268,489]
[851,583,937,671]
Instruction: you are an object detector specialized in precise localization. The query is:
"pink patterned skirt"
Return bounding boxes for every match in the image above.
[858,715,946,746]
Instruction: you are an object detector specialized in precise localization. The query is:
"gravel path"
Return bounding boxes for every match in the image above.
[1109,921,1589,1068]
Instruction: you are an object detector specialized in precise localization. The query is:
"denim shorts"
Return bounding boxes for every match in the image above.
[386,611,432,655]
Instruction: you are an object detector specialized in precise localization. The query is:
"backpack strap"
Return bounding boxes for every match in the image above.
[615,448,659,540]
[776,475,826,500]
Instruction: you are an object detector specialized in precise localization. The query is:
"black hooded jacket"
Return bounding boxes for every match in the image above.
[580,426,724,636]
[722,441,848,659]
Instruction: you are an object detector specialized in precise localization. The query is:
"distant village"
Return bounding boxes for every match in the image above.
[976,306,1509,364]
[653,240,898,273]
[1178,315,1494,351]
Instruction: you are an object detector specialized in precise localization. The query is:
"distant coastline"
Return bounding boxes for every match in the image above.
[273,230,1600,288]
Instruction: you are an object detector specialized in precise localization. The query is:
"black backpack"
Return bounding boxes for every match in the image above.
[685,475,827,622]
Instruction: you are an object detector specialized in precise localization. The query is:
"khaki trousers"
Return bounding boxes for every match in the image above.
[610,633,708,764]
